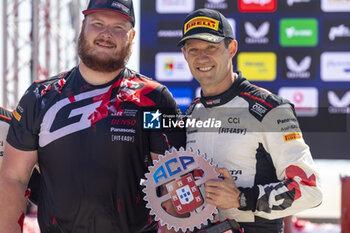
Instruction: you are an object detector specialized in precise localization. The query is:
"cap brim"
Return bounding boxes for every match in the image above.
[82,9,134,25]
[177,33,225,47]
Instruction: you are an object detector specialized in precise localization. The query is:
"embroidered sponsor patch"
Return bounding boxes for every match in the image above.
[283,132,301,142]
[111,1,130,14]
[251,102,268,116]
[184,17,219,34]
[13,110,21,121]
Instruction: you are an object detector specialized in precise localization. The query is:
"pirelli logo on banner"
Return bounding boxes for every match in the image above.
[184,17,219,34]
[283,132,301,142]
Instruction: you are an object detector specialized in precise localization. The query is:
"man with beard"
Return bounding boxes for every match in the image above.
[0,1,185,233]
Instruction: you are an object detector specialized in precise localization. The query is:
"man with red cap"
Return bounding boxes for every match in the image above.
[0,1,184,232]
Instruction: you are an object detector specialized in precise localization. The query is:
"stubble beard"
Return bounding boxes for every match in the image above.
[78,30,132,73]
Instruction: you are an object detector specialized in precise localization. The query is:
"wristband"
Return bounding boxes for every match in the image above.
[238,192,247,209]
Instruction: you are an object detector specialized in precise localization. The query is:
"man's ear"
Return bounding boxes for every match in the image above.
[229,40,238,58]
[80,19,86,31]
[130,29,136,41]
[181,47,187,62]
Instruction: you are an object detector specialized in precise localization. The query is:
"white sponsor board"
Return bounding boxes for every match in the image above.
[279,87,319,117]
[155,52,193,82]
[156,0,194,13]
[321,52,350,81]
[321,0,350,12]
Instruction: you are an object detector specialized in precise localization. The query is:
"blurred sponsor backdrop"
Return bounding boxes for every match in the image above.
[140,0,350,161]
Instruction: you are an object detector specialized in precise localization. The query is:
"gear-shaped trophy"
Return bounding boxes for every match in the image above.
[143,147,218,232]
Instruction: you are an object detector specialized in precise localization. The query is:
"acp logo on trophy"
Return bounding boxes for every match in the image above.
[143,147,218,232]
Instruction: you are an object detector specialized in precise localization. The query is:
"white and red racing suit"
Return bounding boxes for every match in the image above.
[186,71,322,233]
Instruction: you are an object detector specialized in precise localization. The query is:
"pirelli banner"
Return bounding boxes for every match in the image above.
[139,0,350,160]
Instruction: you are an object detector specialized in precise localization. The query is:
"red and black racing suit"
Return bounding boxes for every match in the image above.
[7,67,185,233]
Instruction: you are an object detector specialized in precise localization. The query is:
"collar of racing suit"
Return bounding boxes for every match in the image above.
[75,66,127,88]
[200,71,244,108]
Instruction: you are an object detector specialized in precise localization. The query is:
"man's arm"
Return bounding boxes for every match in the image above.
[0,142,38,233]
[204,167,241,209]
[203,105,322,220]
[228,105,322,219]
[250,104,322,219]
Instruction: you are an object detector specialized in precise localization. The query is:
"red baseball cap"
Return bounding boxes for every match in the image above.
[83,0,135,27]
